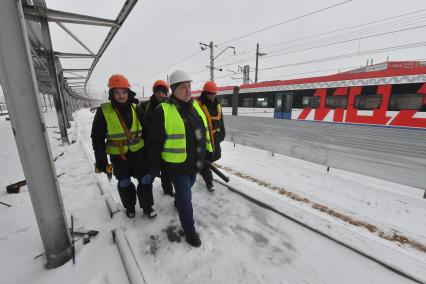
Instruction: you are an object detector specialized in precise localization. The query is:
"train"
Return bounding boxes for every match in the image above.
[193,61,426,129]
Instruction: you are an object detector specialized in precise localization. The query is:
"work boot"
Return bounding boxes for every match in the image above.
[185,231,201,247]
[126,207,135,218]
[143,208,157,219]
[206,182,215,192]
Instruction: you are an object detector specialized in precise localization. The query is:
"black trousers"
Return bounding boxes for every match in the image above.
[200,165,213,186]
[111,150,153,212]
[161,172,174,193]
[117,182,154,212]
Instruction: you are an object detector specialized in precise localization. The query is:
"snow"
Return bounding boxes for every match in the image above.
[222,107,274,118]
[0,109,425,284]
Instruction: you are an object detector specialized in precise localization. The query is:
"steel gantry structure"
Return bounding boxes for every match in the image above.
[0,0,138,269]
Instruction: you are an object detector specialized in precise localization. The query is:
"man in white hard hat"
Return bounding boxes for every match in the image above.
[146,70,213,247]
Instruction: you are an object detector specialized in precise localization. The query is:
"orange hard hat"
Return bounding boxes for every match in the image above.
[203,81,218,94]
[108,74,130,89]
[153,80,169,91]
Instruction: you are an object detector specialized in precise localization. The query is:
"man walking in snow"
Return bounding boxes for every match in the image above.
[146,70,213,247]
[91,74,157,219]
[195,81,226,192]
[140,80,175,197]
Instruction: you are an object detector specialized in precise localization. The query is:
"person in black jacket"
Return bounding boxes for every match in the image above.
[140,80,175,197]
[91,74,157,219]
[146,70,213,247]
[196,81,226,192]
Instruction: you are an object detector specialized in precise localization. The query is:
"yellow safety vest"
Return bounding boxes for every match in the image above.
[101,102,144,159]
[195,99,222,149]
[161,100,213,163]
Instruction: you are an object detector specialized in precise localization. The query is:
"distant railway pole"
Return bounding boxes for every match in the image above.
[255,43,266,83]
[200,41,235,81]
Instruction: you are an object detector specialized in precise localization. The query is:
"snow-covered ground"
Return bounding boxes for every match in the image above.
[0,109,425,284]
[222,107,274,118]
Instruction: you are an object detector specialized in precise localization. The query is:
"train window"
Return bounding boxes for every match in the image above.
[219,98,229,107]
[354,94,382,110]
[256,97,268,107]
[325,96,348,109]
[302,96,320,108]
[242,98,254,107]
[389,93,424,110]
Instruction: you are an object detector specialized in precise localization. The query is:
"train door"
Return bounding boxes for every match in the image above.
[274,93,293,119]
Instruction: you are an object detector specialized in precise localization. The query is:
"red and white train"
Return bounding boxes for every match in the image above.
[194,61,426,129]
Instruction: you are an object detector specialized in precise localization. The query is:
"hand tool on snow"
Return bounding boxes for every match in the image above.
[70,229,99,245]
[205,160,230,183]
[0,201,11,207]
[6,172,65,194]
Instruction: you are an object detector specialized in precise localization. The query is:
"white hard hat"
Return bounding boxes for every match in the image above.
[169,70,192,86]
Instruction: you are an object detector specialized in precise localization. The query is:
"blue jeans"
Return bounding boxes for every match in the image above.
[172,174,197,234]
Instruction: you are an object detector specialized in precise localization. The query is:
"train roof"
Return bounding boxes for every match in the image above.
[191,61,426,95]
[238,61,426,93]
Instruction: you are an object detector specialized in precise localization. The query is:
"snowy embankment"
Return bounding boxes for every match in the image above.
[0,109,425,284]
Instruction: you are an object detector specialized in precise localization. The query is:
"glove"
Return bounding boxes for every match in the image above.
[140,174,152,185]
[95,162,107,173]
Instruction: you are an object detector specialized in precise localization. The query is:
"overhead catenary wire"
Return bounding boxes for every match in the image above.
[213,9,426,66]
[214,16,426,67]
[214,24,426,70]
[216,0,353,46]
[217,7,426,60]
[140,50,205,80]
[142,0,353,80]
[258,41,426,72]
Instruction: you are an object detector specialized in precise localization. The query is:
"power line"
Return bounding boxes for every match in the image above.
[214,23,426,69]
[259,41,426,72]
[264,15,426,56]
[216,0,353,46]
[263,23,426,59]
[214,8,426,64]
[140,50,204,80]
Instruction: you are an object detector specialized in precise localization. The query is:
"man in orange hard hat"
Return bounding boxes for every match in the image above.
[140,80,175,197]
[91,74,157,219]
[195,81,226,192]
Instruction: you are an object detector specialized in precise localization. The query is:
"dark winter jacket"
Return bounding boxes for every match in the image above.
[90,98,147,172]
[197,92,226,161]
[146,95,208,176]
[139,94,162,136]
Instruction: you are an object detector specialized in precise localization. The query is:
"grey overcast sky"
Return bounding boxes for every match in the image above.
[45,0,426,99]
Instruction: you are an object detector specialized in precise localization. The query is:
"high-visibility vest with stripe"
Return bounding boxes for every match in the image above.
[101,102,144,156]
[161,100,213,163]
[195,99,223,149]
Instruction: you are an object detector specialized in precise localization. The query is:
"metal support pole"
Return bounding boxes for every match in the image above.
[65,92,74,121]
[0,0,72,269]
[255,43,259,83]
[48,94,52,110]
[232,86,239,116]
[42,93,48,111]
[209,41,214,81]
[57,72,72,125]
[39,17,69,142]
